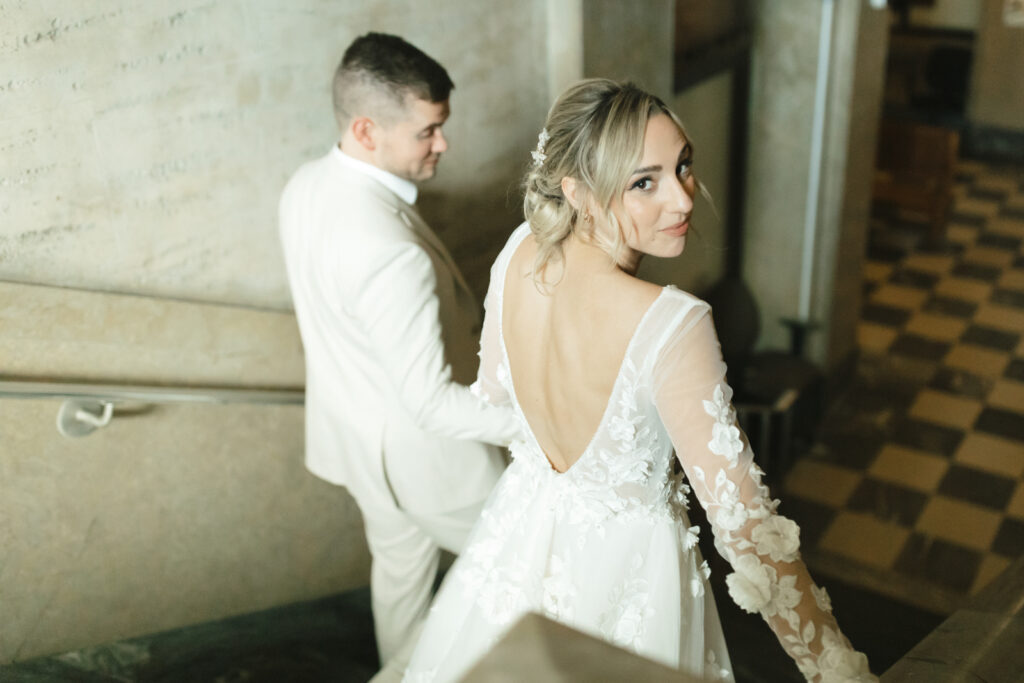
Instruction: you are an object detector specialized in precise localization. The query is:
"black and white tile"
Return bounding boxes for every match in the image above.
[784,159,1024,606]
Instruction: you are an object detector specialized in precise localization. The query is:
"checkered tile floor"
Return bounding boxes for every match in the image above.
[781,159,1024,611]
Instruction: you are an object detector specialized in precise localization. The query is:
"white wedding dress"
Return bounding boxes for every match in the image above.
[403,224,875,682]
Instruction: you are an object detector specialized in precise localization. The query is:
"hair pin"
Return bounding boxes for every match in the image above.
[531,128,550,167]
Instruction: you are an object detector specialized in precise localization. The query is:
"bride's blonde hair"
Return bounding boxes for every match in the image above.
[523,78,689,283]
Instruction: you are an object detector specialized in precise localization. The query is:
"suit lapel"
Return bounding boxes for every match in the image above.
[396,205,475,298]
[335,163,476,300]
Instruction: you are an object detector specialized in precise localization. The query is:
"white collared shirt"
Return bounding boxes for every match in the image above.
[332,145,418,206]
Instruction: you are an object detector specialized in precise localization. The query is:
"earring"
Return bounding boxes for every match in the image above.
[583,210,592,223]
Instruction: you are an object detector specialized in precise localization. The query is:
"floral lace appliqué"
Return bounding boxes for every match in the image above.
[690,558,711,598]
[601,554,654,651]
[541,554,577,622]
[702,384,744,468]
[705,649,732,681]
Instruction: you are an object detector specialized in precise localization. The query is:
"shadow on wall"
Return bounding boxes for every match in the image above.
[418,177,531,299]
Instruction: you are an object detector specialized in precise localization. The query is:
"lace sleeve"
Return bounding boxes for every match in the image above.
[653,307,876,683]
[469,264,511,407]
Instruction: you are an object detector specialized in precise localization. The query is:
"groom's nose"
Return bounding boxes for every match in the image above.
[431,129,448,154]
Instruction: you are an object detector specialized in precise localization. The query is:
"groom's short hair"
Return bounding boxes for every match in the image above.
[332,32,454,129]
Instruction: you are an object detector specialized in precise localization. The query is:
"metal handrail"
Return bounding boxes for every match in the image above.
[0,379,304,406]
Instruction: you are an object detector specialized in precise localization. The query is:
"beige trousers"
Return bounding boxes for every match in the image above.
[360,495,488,682]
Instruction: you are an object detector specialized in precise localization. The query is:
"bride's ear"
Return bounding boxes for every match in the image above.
[561,176,580,210]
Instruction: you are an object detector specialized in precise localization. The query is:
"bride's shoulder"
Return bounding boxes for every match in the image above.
[617,276,663,309]
[659,284,711,312]
[614,279,710,322]
[493,222,534,270]
[647,285,713,341]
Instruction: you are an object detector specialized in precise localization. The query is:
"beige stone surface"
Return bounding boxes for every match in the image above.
[819,512,910,570]
[0,281,304,386]
[944,343,1010,377]
[902,253,955,276]
[869,444,950,492]
[857,322,898,353]
[582,0,673,100]
[904,312,969,342]
[0,1,550,307]
[463,612,701,682]
[946,224,979,247]
[935,277,993,303]
[953,431,1024,478]
[915,496,1002,551]
[863,261,894,283]
[742,0,886,374]
[909,389,983,431]
[0,398,369,662]
[783,459,861,507]
[954,196,1001,217]
[0,281,373,663]
[999,269,1024,291]
[962,245,1017,268]
[971,554,1011,596]
[742,1,819,353]
[975,302,1024,333]
[817,1,888,372]
[909,0,982,31]
[870,283,930,310]
[1008,483,1024,520]
[988,216,1024,239]
[988,379,1024,414]
[968,0,1024,131]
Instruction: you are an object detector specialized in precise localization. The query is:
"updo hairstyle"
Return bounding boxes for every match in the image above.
[522,78,686,282]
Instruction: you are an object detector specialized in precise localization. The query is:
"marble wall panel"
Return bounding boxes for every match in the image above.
[968,0,1024,132]
[909,0,983,30]
[814,3,888,372]
[0,0,550,308]
[0,280,370,663]
[0,281,303,386]
[742,0,888,370]
[582,0,674,101]
[0,397,368,663]
[742,0,821,352]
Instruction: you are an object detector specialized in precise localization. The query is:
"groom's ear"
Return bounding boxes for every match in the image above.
[560,176,580,210]
[350,117,377,151]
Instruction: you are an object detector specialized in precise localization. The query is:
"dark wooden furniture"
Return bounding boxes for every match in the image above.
[873,119,960,245]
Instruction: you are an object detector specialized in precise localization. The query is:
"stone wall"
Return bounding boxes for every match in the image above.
[742,0,888,372]
[0,0,549,307]
[0,0,551,663]
[0,281,372,663]
[1,0,810,663]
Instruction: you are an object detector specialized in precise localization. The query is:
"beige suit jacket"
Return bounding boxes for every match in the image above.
[278,147,515,514]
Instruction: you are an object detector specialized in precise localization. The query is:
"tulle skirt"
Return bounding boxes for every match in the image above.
[402,457,735,682]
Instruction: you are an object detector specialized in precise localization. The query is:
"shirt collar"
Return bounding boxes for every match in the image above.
[332,146,418,205]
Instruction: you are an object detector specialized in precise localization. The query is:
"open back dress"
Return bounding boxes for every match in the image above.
[403,223,875,683]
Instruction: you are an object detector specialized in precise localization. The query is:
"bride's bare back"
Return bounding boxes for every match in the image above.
[501,233,662,473]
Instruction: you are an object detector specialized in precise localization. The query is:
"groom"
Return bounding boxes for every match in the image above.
[278,32,517,678]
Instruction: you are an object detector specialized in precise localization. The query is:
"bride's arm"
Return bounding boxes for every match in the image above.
[652,306,876,683]
[470,257,513,408]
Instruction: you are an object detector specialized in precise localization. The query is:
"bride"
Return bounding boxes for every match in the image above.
[402,79,876,683]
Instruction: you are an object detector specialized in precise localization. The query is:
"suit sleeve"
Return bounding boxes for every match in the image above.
[349,237,520,446]
[653,307,876,682]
